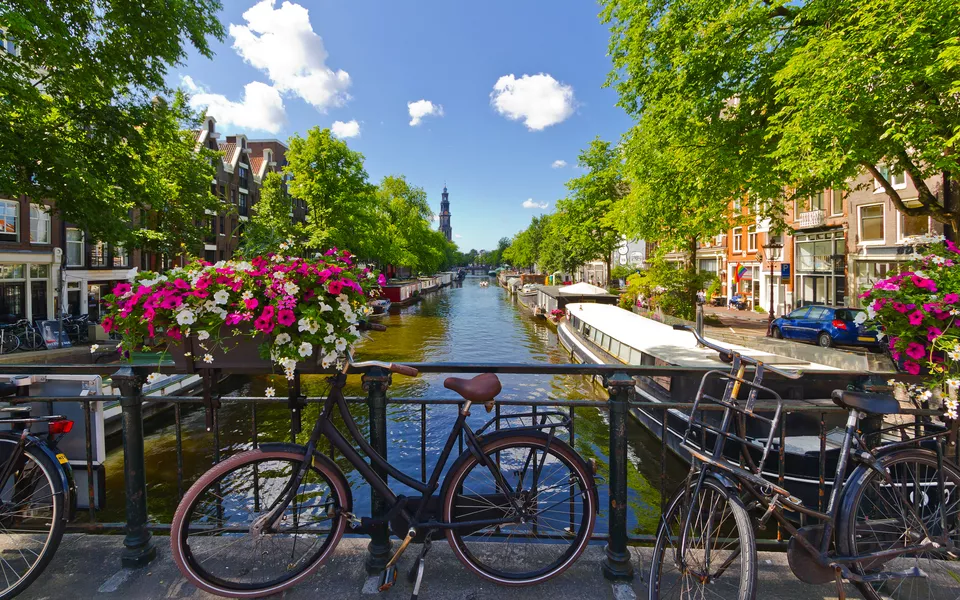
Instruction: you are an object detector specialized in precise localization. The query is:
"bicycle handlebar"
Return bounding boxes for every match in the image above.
[672,324,803,379]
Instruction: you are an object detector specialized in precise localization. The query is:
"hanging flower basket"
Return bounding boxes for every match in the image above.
[102,248,385,378]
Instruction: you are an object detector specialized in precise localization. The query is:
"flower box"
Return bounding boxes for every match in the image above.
[167,329,272,372]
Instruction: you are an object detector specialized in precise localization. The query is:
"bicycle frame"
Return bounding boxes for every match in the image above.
[260,372,566,535]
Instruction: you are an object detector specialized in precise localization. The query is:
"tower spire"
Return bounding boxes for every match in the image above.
[439,185,452,242]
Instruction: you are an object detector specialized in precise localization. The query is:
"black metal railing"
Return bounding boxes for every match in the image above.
[0,362,944,583]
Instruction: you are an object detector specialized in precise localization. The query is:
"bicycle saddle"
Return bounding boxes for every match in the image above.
[831,390,900,415]
[444,373,502,409]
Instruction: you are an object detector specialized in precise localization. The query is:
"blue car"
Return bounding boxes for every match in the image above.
[771,305,880,349]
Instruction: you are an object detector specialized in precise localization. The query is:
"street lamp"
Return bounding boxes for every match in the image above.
[764,240,783,336]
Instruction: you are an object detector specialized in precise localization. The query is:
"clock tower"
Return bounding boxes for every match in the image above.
[438,185,452,242]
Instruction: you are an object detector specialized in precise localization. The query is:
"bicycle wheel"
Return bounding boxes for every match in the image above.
[0,437,67,600]
[838,449,960,600]
[649,474,757,600]
[17,331,42,351]
[0,334,18,354]
[441,432,597,585]
[171,448,349,598]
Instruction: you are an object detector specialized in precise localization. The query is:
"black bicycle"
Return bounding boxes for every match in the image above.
[171,339,598,597]
[650,326,960,600]
[0,383,77,599]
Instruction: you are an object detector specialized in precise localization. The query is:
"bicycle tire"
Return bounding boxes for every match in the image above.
[838,449,960,600]
[18,331,43,351]
[441,431,597,586]
[0,333,19,354]
[171,448,349,598]
[649,474,757,600]
[0,437,68,600]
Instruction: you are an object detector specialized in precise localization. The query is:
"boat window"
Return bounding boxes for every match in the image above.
[582,324,590,337]
[609,338,621,357]
[592,328,601,343]
[599,332,608,348]
[619,343,632,362]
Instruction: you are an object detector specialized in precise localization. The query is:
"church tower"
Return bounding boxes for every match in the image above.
[438,185,452,242]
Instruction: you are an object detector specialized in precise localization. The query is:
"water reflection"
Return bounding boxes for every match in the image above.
[101,278,685,535]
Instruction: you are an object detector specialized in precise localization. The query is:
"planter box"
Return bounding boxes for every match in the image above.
[167,330,273,372]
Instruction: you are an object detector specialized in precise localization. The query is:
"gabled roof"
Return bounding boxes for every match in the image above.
[250,156,267,180]
[218,142,240,170]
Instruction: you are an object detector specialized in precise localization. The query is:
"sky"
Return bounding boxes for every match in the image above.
[175,0,634,252]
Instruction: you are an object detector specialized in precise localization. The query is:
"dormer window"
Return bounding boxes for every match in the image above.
[207,119,215,133]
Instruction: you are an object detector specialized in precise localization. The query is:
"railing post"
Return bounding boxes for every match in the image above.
[362,366,392,573]
[602,371,635,581]
[113,365,157,568]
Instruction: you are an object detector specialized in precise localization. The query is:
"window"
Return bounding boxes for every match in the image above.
[66,229,84,266]
[733,227,743,252]
[29,264,49,279]
[210,218,217,236]
[698,258,718,273]
[831,189,843,216]
[0,200,18,241]
[238,167,249,190]
[859,205,884,243]
[787,307,811,320]
[733,197,742,212]
[219,216,225,235]
[811,191,825,211]
[875,166,907,191]
[91,241,108,267]
[239,192,248,216]
[747,225,757,252]
[794,197,803,220]
[113,245,129,267]
[29,205,50,243]
[219,184,225,201]
[901,213,929,239]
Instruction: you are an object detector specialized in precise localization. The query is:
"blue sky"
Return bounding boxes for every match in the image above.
[175,0,633,252]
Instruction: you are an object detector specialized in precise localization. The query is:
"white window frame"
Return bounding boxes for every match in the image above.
[747,225,758,252]
[66,228,84,267]
[874,166,908,193]
[858,203,885,245]
[29,204,51,244]
[830,189,844,216]
[0,199,18,241]
[896,202,930,242]
[732,227,743,253]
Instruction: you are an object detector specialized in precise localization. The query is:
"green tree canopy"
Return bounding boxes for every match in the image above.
[239,172,297,256]
[373,175,446,272]
[502,214,548,269]
[0,0,225,246]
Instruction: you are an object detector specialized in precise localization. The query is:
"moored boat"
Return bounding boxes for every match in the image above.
[381,280,421,306]
[369,298,392,314]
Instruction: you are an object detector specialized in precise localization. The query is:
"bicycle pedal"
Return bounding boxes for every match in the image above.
[377,565,398,592]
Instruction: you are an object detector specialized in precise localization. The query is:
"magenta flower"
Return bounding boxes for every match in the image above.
[892,302,907,314]
[927,327,943,342]
[167,327,183,341]
[890,350,901,361]
[101,316,115,333]
[277,309,296,327]
[907,311,924,326]
[905,342,926,360]
[327,280,344,295]
[254,316,274,334]
[946,240,959,254]
[945,293,959,304]
[244,298,258,310]
[261,305,275,319]
[903,360,921,375]
[922,303,938,313]
[225,313,243,326]
[378,273,387,286]
[174,279,190,290]
[113,283,132,296]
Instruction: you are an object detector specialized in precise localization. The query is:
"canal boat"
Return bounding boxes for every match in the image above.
[369,298,392,315]
[558,302,871,510]
[381,280,422,307]
[418,275,442,294]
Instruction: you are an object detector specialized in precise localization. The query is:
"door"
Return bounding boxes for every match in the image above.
[30,281,47,321]
[780,307,810,338]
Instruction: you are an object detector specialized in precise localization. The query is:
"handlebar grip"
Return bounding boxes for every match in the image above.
[672,324,688,331]
[389,363,419,377]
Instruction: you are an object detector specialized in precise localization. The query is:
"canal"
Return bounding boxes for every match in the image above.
[100,278,686,536]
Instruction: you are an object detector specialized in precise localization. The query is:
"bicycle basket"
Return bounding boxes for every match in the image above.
[679,353,785,485]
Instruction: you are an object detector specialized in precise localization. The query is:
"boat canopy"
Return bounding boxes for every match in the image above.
[559,282,609,295]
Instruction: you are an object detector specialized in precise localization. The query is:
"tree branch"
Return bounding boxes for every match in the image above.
[892,151,955,224]
[862,162,928,218]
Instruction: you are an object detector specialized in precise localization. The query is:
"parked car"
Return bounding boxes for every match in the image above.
[770,305,880,349]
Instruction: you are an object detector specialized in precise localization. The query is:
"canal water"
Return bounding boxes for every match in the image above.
[100,278,685,536]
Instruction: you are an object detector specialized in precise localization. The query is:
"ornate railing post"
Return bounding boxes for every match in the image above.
[113,365,157,568]
[362,366,392,573]
[602,371,635,581]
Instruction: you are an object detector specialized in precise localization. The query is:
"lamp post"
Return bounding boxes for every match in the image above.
[764,241,783,336]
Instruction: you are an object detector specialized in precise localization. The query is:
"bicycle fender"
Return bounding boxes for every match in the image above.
[837,448,941,520]
[23,435,73,521]
[258,442,353,513]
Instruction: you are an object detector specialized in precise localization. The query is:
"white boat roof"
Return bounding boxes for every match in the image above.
[565,303,837,372]
[559,282,609,295]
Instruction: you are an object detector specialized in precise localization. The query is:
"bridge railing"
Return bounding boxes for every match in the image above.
[0,362,941,581]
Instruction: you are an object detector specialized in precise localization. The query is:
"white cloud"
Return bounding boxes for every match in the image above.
[551,159,567,168]
[491,73,576,131]
[522,198,549,209]
[230,0,350,111]
[431,214,439,222]
[331,120,360,138]
[455,234,462,239]
[183,76,286,134]
[408,99,443,126]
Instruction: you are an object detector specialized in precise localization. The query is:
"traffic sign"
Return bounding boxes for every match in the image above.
[781,263,790,278]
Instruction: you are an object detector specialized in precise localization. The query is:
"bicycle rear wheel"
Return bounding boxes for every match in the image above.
[171,448,349,598]
[441,432,597,585]
[0,437,67,600]
[649,474,757,600]
[838,449,960,600]
[17,331,43,351]
[0,334,18,354]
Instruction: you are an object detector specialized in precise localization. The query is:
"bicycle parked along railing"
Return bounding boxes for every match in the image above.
[649,325,959,600]
[170,320,598,599]
[0,320,47,354]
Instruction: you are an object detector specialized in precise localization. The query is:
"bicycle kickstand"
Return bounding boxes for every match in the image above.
[834,567,847,600]
[408,536,432,600]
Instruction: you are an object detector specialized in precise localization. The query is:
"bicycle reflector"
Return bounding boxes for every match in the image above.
[48,420,74,435]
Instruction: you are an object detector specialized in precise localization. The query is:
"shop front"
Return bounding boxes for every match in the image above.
[0,250,58,323]
[794,229,846,307]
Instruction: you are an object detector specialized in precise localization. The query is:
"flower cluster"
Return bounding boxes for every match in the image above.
[861,237,959,418]
[103,248,384,379]
[550,308,565,318]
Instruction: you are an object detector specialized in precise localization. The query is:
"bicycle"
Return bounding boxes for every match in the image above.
[170,325,599,598]
[0,383,77,599]
[649,325,960,600]
[0,325,20,354]
[12,319,45,351]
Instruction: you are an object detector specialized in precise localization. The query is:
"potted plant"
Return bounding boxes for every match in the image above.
[860,234,959,419]
[102,247,384,379]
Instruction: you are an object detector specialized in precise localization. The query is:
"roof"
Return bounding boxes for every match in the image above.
[565,302,835,371]
[218,142,239,166]
[560,282,610,295]
[250,156,266,178]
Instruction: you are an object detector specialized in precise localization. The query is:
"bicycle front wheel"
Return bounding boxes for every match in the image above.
[0,334,18,354]
[0,437,67,600]
[170,448,349,598]
[18,332,42,351]
[442,432,597,585]
[838,449,960,600]
[649,474,757,600]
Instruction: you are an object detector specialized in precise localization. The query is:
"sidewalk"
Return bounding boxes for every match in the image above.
[20,534,854,599]
[703,305,773,337]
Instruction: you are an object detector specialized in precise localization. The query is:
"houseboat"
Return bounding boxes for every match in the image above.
[558,302,877,510]
[535,282,618,314]
[418,275,442,294]
[381,280,421,307]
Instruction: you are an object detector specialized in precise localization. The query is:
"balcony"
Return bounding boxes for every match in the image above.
[797,209,826,229]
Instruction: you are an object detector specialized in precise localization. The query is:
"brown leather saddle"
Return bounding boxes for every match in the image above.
[443,373,502,411]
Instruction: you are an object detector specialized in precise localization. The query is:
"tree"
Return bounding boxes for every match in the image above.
[239,172,297,255]
[601,0,960,239]
[0,0,225,245]
[503,215,548,270]
[285,127,376,253]
[373,175,444,272]
[485,237,512,269]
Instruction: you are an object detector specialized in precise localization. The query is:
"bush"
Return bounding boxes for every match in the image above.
[622,259,717,320]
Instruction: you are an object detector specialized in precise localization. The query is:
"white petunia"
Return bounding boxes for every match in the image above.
[279,357,297,371]
[90,344,100,353]
[203,353,214,364]
[298,342,313,357]
[854,311,867,324]
[324,334,336,344]
[326,323,335,334]
[242,290,254,301]
[213,290,230,305]
[265,387,276,398]
[319,303,333,313]
[197,330,210,341]
[321,351,338,369]
[335,338,347,352]
[176,309,196,326]
[275,333,292,345]
[284,282,299,295]
[272,271,285,279]
[298,317,311,332]
[146,372,163,384]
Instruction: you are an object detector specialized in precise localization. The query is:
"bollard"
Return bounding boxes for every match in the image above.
[602,372,635,581]
[362,366,393,573]
[113,366,157,568]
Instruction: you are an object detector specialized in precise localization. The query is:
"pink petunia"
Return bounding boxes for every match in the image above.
[244,298,258,310]
[261,305,275,319]
[113,283,132,297]
[890,350,901,361]
[892,302,907,314]
[174,279,190,290]
[167,327,183,341]
[945,293,959,304]
[927,327,943,342]
[905,342,926,360]
[225,313,243,326]
[377,273,387,286]
[903,360,921,376]
[277,309,296,327]
[907,311,924,326]
[101,316,115,333]
[254,316,274,334]
[327,280,344,295]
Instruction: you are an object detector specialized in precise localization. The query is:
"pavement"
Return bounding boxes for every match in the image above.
[703,305,773,337]
[19,534,857,599]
